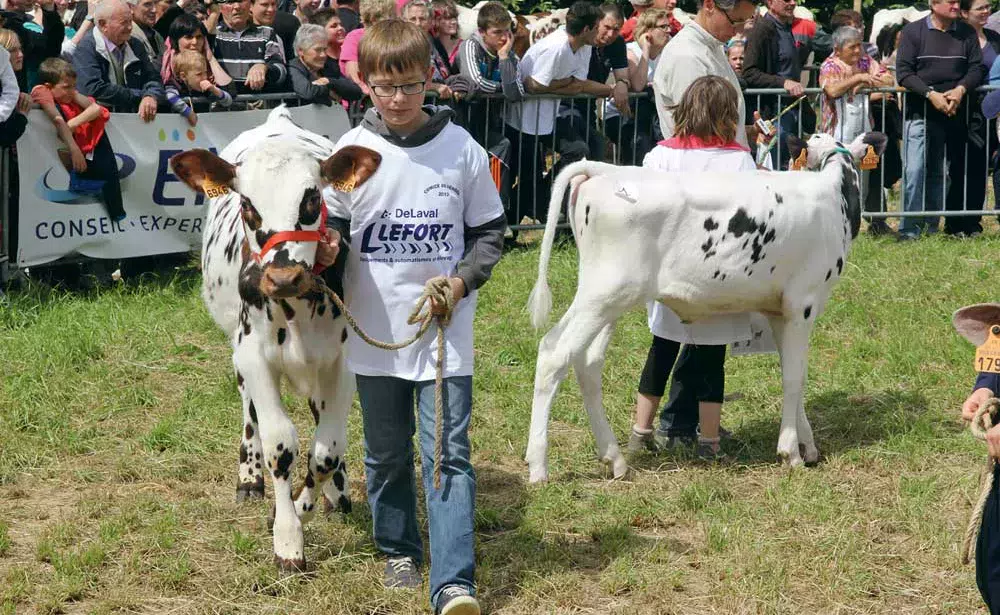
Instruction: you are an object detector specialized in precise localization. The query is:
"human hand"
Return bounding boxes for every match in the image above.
[312,77,330,86]
[246,64,267,91]
[138,96,158,122]
[928,91,955,116]
[987,424,1000,460]
[945,85,967,104]
[187,110,198,126]
[498,34,513,60]
[434,83,453,100]
[70,146,87,172]
[430,276,465,315]
[16,92,31,114]
[783,78,804,97]
[611,80,631,119]
[198,78,214,92]
[964,387,995,422]
[316,231,340,267]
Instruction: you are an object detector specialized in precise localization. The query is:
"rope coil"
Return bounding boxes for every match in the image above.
[963,397,1000,565]
[313,274,454,490]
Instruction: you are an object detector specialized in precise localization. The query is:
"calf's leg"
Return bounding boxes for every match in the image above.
[527,301,615,483]
[573,323,628,479]
[295,354,354,522]
[236,367,265,501]
[768,316,811,467]
[236,353,305,572]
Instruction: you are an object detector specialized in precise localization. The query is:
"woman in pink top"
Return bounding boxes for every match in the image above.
[340,0,396,86]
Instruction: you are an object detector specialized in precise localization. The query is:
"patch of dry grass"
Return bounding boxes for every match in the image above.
[1,233,997,613]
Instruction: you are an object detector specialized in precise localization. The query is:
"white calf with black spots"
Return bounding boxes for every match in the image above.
[170,106,382,572]
[524,132,887,483]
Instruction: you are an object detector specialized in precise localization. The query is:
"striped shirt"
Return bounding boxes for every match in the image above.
[213,22,287,90]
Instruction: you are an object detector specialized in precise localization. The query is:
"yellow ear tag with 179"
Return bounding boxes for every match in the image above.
[976,324,1000,373]
[203,178,230,199]
[859,145,880,171]
[791,149,807,171]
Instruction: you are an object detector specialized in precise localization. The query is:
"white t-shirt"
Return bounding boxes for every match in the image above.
[643,139,760,345]
[0,47,19,124]
[324,120,504,381]
[505,28,591,136]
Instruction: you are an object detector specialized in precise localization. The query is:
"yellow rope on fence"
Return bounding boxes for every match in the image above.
[312,274,454,490]
[963,397,1000,565]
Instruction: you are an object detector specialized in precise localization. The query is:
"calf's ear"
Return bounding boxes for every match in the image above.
[786,135,807,166]
[954,303,1000,346]
[170,149,236,197]
[321,145,382,193]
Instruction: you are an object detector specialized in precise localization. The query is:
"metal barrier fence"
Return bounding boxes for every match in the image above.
[3,84,998,279]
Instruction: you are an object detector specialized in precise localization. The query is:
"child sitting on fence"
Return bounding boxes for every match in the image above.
[30,57,126,221]
[629,75,759,460]
[166,50,233,126]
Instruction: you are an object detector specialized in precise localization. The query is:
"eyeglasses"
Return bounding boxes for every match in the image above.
[367,81,426,97]
[719,6,749,28]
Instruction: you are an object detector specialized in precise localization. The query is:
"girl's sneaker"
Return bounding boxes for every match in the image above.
[68,173,105,194]
[695,436,726,462]
[627,426,656,453]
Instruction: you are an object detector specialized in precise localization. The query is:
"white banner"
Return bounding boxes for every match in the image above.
[15,105,352,267]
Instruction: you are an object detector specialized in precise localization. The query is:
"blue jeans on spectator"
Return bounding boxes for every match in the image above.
[901,118,944,237]
[356,374,476,611]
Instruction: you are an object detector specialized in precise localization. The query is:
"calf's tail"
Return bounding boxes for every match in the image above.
[527,160,619,330]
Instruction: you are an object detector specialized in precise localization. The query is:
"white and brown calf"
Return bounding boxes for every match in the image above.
[170,107,381,571]
[525,132,886,483]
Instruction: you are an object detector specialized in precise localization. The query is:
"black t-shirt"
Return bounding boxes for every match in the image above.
[337,7,361,34]
[587,35,628,83]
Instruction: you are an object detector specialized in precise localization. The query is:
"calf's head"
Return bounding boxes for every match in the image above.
[171,143,380,299]
[786,132,888,239]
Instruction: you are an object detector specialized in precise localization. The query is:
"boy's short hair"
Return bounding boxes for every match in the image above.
[476,1,510,31]
[358,18,430,78]
[37,57,76,85]
[172,50,208,76]
[830,8,862,31]
[565,1,603,37]
[671,75,740,143]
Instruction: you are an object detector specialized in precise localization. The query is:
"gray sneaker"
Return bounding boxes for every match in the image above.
[653,430,695,451]
[627,428,656,453]
[384,556,421,589]
[695,439,726,462]
[436,585,480,615]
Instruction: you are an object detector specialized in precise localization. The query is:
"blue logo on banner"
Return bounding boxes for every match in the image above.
[34,153,137,204]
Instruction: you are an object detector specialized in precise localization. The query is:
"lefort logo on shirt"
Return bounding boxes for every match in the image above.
[359,206,455,262]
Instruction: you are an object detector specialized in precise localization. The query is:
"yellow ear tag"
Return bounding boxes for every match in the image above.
[329,161,357,193]
[203,179,230,199]
[976,324,1000,373]
[791,149,807,171]
[860,145,880,171]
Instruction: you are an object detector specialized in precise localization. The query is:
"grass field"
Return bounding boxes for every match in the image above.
[1,233,998,614]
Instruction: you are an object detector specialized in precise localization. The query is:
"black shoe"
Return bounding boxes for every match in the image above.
[436,585,480,615]
[384,556,421,589]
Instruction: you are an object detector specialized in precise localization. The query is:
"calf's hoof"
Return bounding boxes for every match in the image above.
[802,444,820,467]
[236,476,265,502]
[274,555,307,575]
[527,464,549,484]
[777,450,804,468]
[609,454,629,480]
[323,494,352,515]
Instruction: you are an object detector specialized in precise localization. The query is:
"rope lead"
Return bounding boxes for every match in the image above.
[313,274,454,490]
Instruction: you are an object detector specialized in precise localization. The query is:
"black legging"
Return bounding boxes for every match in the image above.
[83,133,125,220]
[637,335,726,403]
[979,465,1000,613]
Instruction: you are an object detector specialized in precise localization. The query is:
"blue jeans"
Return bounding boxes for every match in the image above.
[901,118,944,237]
[356,374,476,610]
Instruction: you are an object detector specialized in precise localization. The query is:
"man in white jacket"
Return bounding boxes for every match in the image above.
[652,0,756,147]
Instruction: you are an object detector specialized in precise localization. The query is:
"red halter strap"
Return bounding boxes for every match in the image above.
[251,205,330,274]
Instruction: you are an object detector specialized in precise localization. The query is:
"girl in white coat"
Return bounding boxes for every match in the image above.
[630,75,758,460]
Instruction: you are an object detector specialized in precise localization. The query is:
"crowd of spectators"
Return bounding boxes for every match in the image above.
[6,0,1000,246]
